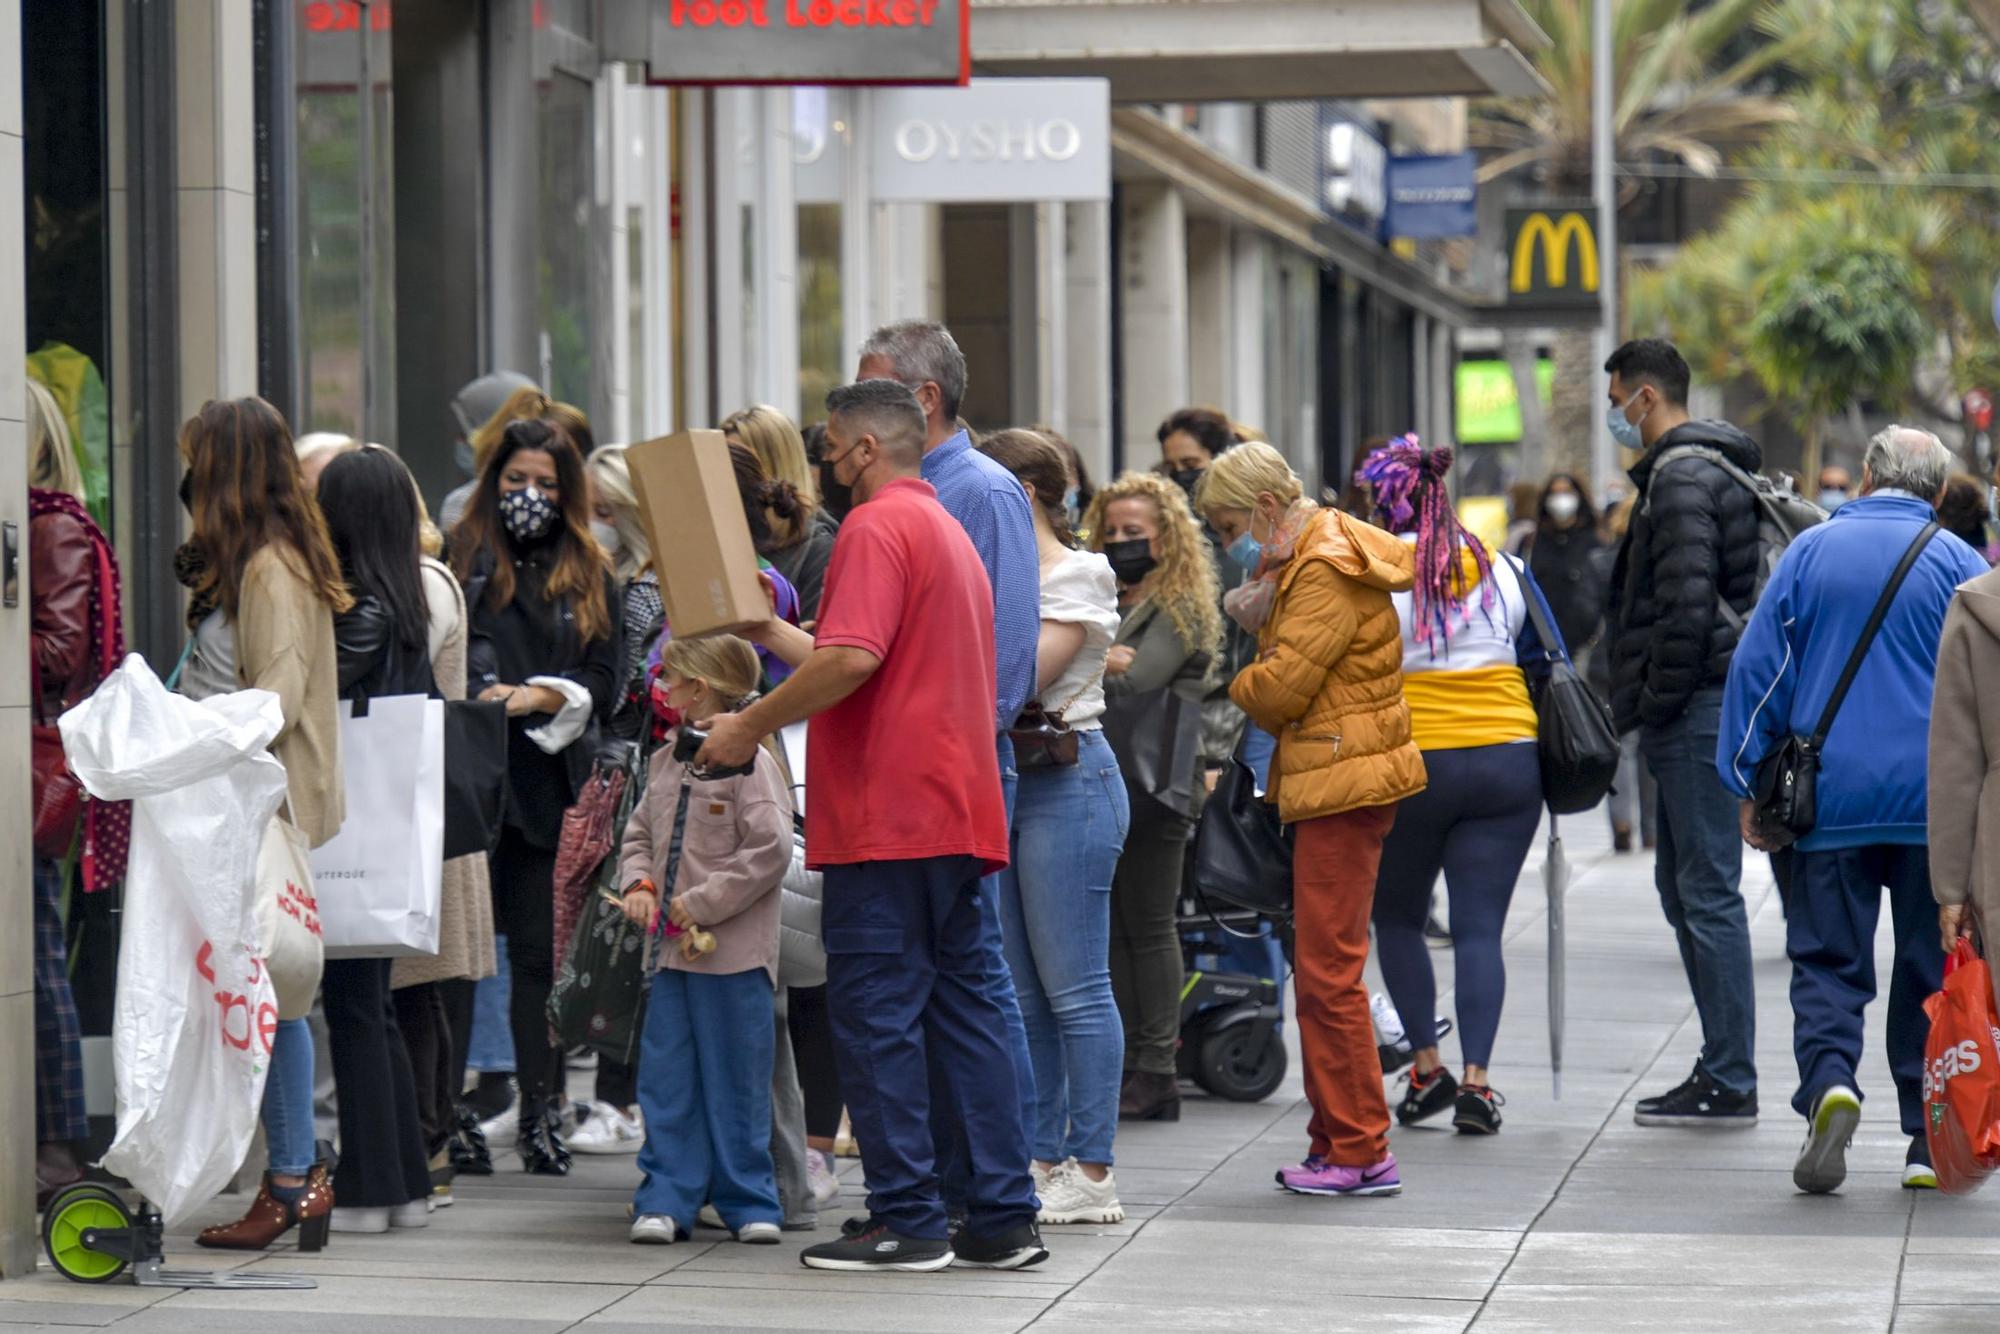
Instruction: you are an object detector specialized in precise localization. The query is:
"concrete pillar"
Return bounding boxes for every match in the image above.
[1185,217,1229,411]
[0,0,32,1281]
[755,88,799,422]
[1412,312,1432,446]
[1064,199,1113,486]
[1118,182,1188,468]
[1033,201,1067,433]
[839,90,875,379]
[710,89,751,417]
[1432,319,1456,448]
[176,0,259,413]
[1229,228,1266,435]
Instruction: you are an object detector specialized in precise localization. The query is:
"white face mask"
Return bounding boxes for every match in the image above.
[591,520,622,557]
[1545,493,1580,524]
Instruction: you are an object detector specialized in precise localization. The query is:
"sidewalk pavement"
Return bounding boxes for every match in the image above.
[7,814,1998,1332]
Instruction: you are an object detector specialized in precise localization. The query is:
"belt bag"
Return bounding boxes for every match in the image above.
[1752,521,1937,847]
[1009,702,1080,769]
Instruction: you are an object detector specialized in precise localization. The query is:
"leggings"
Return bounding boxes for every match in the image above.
[1109,795,1190,1075]
[489,827,559,1106]
[786,982,844,1139]
[1372,743,1542,1071]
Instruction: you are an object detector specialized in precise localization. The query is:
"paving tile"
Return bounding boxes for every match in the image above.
[1892,1309,2000,1333]
[579,1282,1052,1331]
[1027,1294,1478,1334]
[149,1273,630,1323]
[1499,1230,1902,1288]
[1469,1282,1893,1332]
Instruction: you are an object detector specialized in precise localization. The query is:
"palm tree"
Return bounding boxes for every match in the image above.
[1469,0,1800,476]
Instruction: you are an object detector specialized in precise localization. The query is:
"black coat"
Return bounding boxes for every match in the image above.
[1528,523,1605,655]
[1606,420,1764,733]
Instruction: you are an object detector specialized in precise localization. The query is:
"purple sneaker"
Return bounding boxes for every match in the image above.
[1274,1155,1325,1187]
[1276,1153,1401,1197]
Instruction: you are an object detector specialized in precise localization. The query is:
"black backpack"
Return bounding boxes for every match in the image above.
[1642,445,1825,630]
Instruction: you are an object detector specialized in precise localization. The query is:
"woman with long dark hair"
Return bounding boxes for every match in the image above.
[451,417,621,1174]
[314,445,441,1230]
[1357,437,1561,1136]
[183,398,349,1251]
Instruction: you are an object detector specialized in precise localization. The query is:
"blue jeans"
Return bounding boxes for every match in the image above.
[997,729,1130,1165]
[467,935,515,1074]
[633,967,781,1231]
[825,855,1038,1240]
[1789,846,1940,1136]
[263,1018,318,1177]
[1640,687,1756,1096]
[933,733,1035,1211]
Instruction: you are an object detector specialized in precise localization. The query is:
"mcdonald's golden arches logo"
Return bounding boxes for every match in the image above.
[1505,207,1600,306]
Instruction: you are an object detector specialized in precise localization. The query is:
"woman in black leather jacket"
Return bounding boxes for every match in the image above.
[317,446,440,1233]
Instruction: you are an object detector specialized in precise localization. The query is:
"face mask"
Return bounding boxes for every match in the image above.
[1545,493,1580,524]
[499,484,559,543]
[1103,538,1158,586]
[178,470,194,515]
[1227,531,1262,569]
[591,520,622,557]
[817,461,854,518]
[1062,487,1079,525]
[454,438,477,479]
[1170,466,1204,499]
[1988,486,1998,529]
[1818,489,1848,513]
[1606,393,1646,451]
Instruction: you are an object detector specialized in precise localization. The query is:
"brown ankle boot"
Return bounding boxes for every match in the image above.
[1118,1070,1181,1122]
[196,1164,334,1252]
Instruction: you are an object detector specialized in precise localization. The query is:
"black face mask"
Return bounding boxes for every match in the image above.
[1170,466,1205,499]
[178,470,194,515]
[1103,538,1158,586]
[818,460,854,521]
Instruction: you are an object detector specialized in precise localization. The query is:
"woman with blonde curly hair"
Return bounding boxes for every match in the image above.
[1083,471,1221,1124]
[1198,440,1426,1198]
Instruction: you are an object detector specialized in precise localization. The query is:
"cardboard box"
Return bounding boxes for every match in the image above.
[625,429,770,638]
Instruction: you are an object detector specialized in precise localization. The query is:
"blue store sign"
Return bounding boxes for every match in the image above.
[1383,152,1477,240]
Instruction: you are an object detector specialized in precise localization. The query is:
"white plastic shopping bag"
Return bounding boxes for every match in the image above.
[59,654,287,1224]
[312,693,445,958]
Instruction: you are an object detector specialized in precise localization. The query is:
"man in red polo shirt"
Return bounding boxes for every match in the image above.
[697,379,1041,1273]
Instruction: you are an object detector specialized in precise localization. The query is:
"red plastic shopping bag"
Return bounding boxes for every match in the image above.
[1922,938,2000,1194]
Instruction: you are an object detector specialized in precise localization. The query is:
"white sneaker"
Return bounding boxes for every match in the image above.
[478,1101,520,1151]
[329,1206,392,1234]
[807,1148,841,1207]
[697,1203,726,1230]
[1037,1166,1125,1225]
[565,1045,599,1073]
[389,1199,430,1229]
[569,1102,644,1155]
[737,1221,782,1245]
[630,1214,679,1245]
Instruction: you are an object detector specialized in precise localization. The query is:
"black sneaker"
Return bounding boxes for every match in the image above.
[1903,1134,1938,1190]
[802,1217,954,1272]
[1424,914,1452,948]
[1633,1068,1757,1128]
[1454,1084,1505,1135]
[950,1219,1049,1270]
[1395,1067,1459,1125]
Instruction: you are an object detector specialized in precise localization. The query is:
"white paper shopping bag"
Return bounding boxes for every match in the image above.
[312,693,446,959]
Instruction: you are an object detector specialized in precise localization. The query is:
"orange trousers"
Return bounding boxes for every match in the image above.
[1293,803,1397,1164]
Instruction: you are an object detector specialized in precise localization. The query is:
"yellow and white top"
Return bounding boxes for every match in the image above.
[1391,539,1538,752]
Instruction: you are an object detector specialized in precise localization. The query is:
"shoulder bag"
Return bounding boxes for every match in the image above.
[1753,521,1938,847]
[1510,556,1621,815]
[1191,731,1293,920]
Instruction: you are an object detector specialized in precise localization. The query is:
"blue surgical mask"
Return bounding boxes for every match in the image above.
[1818,489,1848,513]
[1606,394,1645,451]
[1227,531,1262,569]
[1063,487,1080,526]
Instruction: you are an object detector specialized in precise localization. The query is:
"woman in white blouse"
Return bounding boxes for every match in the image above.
[978,430,1131,1227]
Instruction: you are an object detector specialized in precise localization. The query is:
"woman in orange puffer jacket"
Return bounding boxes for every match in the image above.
[1197,442,1425,1199]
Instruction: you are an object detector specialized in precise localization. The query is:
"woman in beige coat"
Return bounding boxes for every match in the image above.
[389,553,499,1196]
[1927,565,2000,994]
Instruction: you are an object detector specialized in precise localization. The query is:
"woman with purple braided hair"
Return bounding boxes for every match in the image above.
[1360,436,1567,1137]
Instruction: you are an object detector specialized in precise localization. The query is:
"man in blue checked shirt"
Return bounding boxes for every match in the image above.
[857,320,1043,1252]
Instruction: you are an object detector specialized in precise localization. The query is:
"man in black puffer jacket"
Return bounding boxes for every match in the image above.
[1603,338,1762,1129]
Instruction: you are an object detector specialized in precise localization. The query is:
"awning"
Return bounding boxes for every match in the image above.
[971,0,1548,102]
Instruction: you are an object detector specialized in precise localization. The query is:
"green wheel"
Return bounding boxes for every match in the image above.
[41,1184,131,1284]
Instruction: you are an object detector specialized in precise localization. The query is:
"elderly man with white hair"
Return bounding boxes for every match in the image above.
[1718,424,1988,1196]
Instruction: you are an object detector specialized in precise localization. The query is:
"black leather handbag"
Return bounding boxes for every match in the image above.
[1191,739,1293,919]
[1753,522,1937,847]
[442,698,510,859]
[1512,557,1621,815]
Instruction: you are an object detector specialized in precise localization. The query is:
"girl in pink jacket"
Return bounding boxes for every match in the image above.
[619,635,794,1245]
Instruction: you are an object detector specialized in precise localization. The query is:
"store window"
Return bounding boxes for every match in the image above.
[296,3,396,443]
[795,88,844,424]
[538,70,595,409]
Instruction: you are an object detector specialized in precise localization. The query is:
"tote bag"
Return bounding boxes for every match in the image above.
[442,697,508,859]
[255,812,325,1020]
[312,693,446,958]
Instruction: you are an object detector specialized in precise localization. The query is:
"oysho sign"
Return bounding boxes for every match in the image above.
[871,79,1110,203]
[650,0,968,84]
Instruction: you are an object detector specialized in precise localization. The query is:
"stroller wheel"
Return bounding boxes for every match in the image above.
[1197,1024,1287,1103]
[42,1184,133,1284]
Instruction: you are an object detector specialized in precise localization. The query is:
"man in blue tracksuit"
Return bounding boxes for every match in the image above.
[1717,426,1987,1196]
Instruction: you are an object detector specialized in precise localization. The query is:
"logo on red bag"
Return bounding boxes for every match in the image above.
[1925,1038,1984,1101]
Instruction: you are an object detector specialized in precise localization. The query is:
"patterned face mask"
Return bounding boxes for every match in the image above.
[499,484,558,543]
